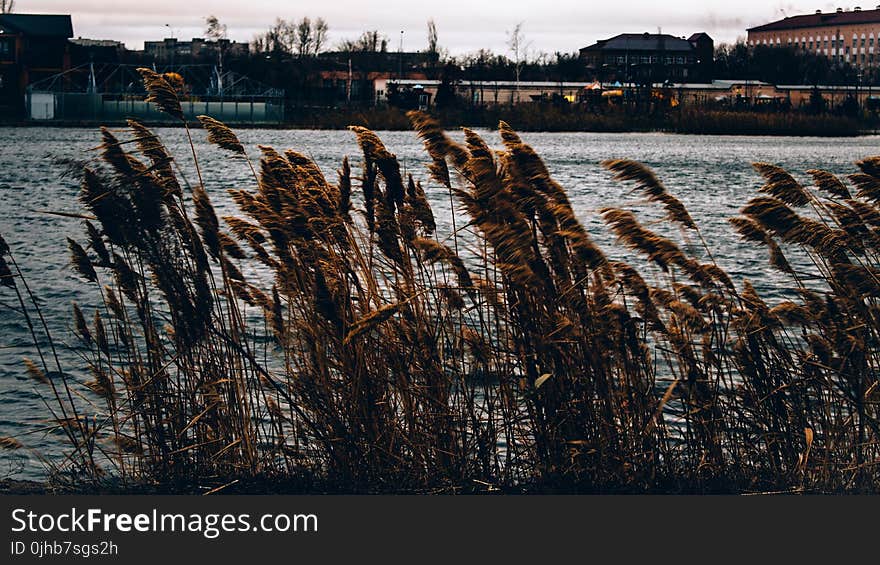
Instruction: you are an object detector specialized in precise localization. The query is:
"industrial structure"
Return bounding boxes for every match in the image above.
[0,12,283,123]
[25,62,284,123]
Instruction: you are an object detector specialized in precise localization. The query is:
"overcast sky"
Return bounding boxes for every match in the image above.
[15,1,867,54]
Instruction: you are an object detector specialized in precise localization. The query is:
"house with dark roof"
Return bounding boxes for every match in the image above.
[579,32,713,83]
[0,13,73,116]
[747,7,880,68]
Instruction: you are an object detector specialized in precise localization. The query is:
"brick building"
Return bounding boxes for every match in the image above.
[747,6,880,68]
[143,37,249,64]
[0,14,73,115]
[580,32,714,83]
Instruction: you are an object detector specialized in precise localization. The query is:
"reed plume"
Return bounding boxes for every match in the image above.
[136,68,184,121]
[197,115,246,155]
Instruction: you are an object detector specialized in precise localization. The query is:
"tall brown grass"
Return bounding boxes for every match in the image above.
[0,71,878,492]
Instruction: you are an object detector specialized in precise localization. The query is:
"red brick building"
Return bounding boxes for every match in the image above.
[748,7,880,68]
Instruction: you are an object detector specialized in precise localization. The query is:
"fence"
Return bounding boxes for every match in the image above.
[25,92,284,124]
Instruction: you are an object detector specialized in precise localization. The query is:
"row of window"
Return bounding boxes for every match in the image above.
[751,34,878,49]
[747,32,880,65]
[817,52,875,64]
[603,55,693,65]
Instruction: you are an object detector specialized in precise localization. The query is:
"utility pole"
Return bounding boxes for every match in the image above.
[398,30,404,80]
[347,56,352,104]
[857,70,862,113]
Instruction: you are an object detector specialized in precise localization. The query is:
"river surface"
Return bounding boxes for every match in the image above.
[1,126,878,480]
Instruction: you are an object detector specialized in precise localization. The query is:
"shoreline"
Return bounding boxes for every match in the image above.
[0,107,870,137]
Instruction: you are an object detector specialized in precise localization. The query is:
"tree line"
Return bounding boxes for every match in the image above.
[209,14,879,90]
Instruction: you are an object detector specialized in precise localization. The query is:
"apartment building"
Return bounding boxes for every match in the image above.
[747,6,880,67]
[143,37,249,64]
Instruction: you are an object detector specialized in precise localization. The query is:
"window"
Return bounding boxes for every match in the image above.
[0,39,12,60]
[650,56,657,63]
[676,56,684,64]
[640,56,648,63]
[616,56,624,64]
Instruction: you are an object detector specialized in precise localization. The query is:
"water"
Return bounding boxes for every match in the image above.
[1,125,879,480]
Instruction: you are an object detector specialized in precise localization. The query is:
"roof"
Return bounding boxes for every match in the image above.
[688,33,712,42]
[748,9,880,33]
[388,79,596,88]
[0,14,73,38]
[581,33,696,53]
[70,38,123,48]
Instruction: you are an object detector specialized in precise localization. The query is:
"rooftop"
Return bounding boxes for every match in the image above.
[0,14,73,38]
[70,38,123,48]
[748,8,880,32]
[581,33,697,53]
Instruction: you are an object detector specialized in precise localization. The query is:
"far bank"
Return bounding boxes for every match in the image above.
[1,106,868,137]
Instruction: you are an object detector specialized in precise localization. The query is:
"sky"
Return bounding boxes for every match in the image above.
[12,1,871,55]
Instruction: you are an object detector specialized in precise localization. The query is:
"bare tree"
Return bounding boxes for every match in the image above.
[205,15,227,40]
[507,22,530,96]
[427,19,439,60]
[1,0,15,14]
[254,18,295,54]
[312,18,328,54]
[252,17,327,56]
[296,17,312,57]
[251,34,265,53]
[339,30,387,53]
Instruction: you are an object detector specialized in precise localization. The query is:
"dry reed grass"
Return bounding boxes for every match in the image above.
[1,78,878,493]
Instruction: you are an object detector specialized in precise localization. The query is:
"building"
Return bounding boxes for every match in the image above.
[69,38,126,66]
[747,6,880,68]
[143,37,249,64]
[580,32,714,83]
[318,50,438,72]
[0,13,73,116]
[380,79,599,107]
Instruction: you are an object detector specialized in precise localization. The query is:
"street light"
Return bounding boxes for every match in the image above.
[857,70,863,113]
